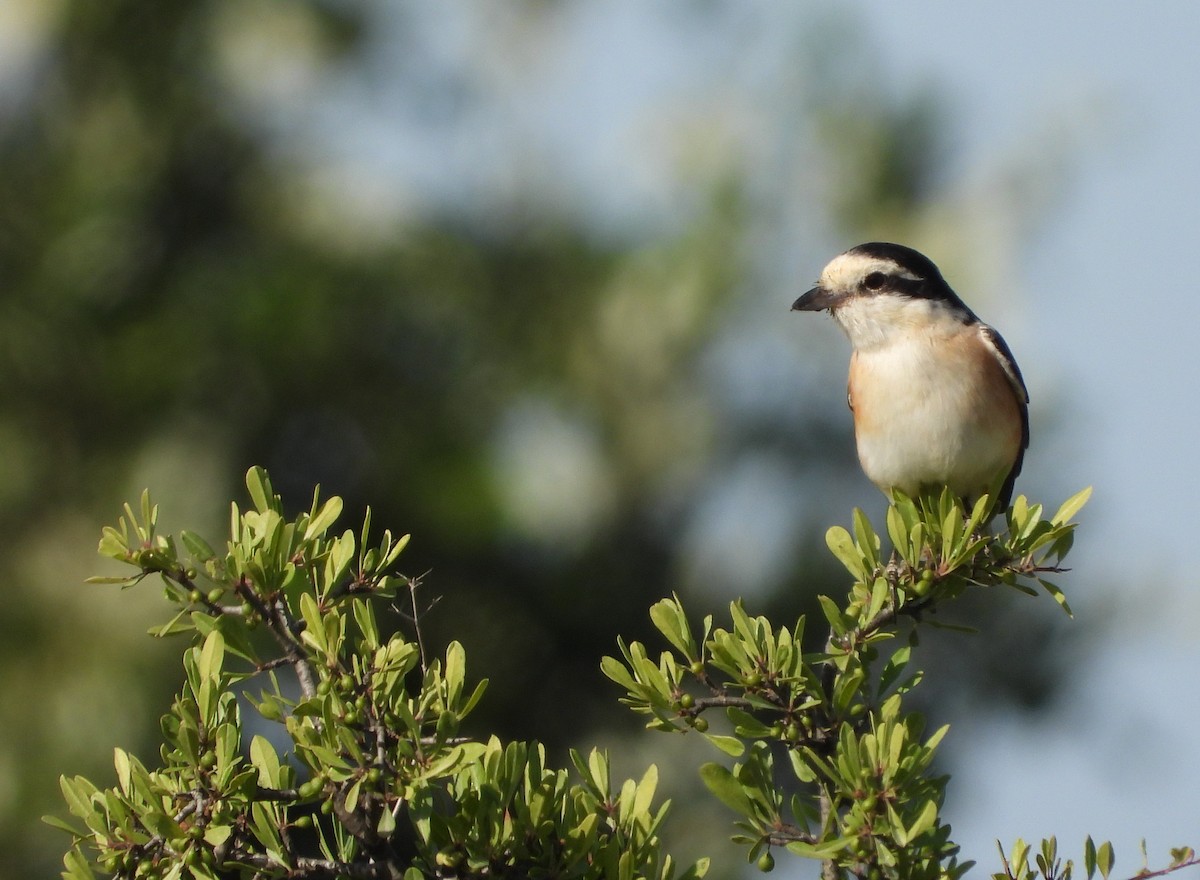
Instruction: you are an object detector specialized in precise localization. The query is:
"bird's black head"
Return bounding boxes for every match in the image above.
[793,241,969,314]
[843,242,957,302]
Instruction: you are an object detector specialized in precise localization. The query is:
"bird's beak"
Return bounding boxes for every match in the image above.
[792,285,840,312]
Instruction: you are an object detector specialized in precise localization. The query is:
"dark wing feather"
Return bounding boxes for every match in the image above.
[979,325,1029,508]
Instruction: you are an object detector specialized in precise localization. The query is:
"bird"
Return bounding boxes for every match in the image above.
[792,242,1028,510]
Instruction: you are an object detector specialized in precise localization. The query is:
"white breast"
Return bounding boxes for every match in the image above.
[848,328,1019,499]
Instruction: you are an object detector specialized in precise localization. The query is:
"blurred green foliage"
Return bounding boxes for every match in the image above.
[0,2,1067,877]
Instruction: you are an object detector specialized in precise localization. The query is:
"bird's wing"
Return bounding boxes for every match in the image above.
[979,324,1030,507]
[979,325,1028,405]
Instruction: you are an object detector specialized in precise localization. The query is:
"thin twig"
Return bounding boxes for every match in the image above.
[691,694,756,711]
[819,784,839,880]
[405,573,431,674]
[767,823,818,846]
[1126,855,1200,880]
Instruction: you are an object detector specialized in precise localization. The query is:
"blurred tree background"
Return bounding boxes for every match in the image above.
[0,2,1076,876]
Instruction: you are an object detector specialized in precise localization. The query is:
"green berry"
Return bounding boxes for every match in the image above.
[188,589,203,604]
[757,852,775,872]
[692,717,709,733]
[678,693,695,710]
[206,587,224,604]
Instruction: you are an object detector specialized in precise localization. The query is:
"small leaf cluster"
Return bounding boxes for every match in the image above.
[51,468,707,880]
[995,837,1199,880]
[604,489,1092,879]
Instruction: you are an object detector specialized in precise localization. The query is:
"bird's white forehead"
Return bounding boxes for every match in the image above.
[819,252,920,290]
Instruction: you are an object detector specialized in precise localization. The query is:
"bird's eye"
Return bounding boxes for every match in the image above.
[863,272,887,291]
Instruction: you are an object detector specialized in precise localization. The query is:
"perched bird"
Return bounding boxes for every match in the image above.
[792,242,1028,509]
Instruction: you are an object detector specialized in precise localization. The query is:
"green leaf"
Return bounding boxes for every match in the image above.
[1084,836,1098,880]
[702,734,745,757]
[352,600,379,651]
[786,837,851,860]
[632,764,658,818]
[601,652,638,692]
[852,508,879,572]
[879,646,911,695]
[825,526,867,581]
[198,630,226,683]
[180,530,216,561]
[246,466,275,513]
[113,747,131,795]
[832,666,865,712]
[650,597,695,657]
[941,505,962,559]
[698,763,754,816]
[204,824,233,847]
[41,813,84,836]
[1051,486,1093,525]
[299,593,327,653]
[1037,580,1073,618]
[588,749,610,796]
[381,532,411,570]
[817,595,848,636]
[886,506,910,561]
[377,806,396,836]
[905,799,938,843]
[460,680,489,718]
[1097,840,1114,879]
[62,849,97,880]
[342,778,362,813]
[444,640,466,706]
[786,749,817,784]
[866,576,889,624]
[1007,839,1030,878]
[304,496,344,543]
[250,736,282,788]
